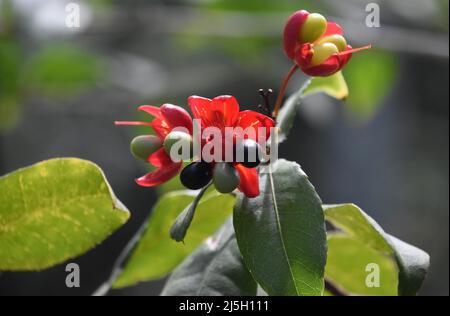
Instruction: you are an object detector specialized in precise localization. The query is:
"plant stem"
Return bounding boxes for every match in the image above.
[325,278,349,296]
[272,64,299,119]
[92,211,153,296]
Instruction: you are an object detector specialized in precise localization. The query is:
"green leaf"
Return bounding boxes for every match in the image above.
[114,190,235,288]
[324,204,430,296]
[326,234,398,296]
[303,71,349,100]
[0,158,130,271]
[170,184,211,242]
[157,174,185,195]
[234,159,327,296]
[161,219,257,296]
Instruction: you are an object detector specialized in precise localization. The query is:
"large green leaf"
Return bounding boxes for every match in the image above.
[234,159,327,296]
[324,204,430,296]
[277,72,348,143]
[0,158,130,270]
[161,219,257,296]
[114,190,235,288]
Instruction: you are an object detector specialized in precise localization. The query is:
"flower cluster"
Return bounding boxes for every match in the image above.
[116,96,274,198]
[283,10,371,77]
[118,9,369,198]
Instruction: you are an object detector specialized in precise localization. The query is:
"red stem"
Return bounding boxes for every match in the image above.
[272,64,299,119]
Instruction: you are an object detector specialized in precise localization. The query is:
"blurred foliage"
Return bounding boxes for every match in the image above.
[0,40,21,132]
[177,0,327,65]
[202,0,325,13]
[437,0,449,31]
[24,43,103,100]
[343,50,398,119]
[0,0,107,132]
[0,96,20,133]
[0,0,21,132]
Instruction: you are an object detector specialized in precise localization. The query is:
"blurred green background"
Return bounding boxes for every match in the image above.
[0,0,448,295]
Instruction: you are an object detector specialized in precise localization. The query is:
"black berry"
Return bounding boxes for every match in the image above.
[180,161,213,190]
[235,139,261,168]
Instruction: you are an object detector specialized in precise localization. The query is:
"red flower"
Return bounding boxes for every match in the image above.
[283,10,371,77]
[117,96,274,198]
[115,104,192,187]
[188,95,275,198]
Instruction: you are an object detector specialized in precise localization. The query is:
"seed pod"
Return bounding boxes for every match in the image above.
[213,162,240,194]
[180,161,212,190]
[130,135,162,161]
[163,131,193,161]
[235,139,262,168]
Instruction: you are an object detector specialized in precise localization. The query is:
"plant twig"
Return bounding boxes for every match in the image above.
[273,64,299,119]
[325,278,349,296]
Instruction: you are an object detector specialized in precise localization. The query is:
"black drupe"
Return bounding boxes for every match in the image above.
[180,161,213,190]
[236,139,262,168]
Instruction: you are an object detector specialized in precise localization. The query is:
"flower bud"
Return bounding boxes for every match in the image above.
[318,34,347,52]
[310,42,339,66]
[163,131,193,161]
[213,163,240,194]
[300,13,327,43]
[130,135,162,161]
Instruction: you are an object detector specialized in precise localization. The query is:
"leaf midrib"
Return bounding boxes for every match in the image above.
[267,167,300,295]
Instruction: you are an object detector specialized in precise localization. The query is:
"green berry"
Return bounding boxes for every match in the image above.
[318,34,347,52]
[130,135,162,161]
[310,42,339,66]
[213,163,240,194]
[163,131,193,161]
[300,13,327,43]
